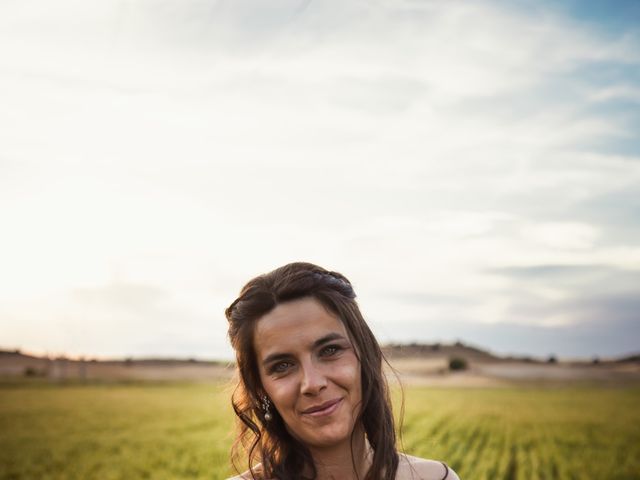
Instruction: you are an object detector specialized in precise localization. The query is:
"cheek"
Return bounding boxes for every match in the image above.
[332,356,361,391]
[263,377,298,410]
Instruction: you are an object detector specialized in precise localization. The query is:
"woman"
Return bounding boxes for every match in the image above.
[225,262,459,480]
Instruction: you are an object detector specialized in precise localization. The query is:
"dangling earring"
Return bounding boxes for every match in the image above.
[261,395,273,421]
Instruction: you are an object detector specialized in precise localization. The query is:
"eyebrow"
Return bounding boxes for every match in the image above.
[261,332,347,367]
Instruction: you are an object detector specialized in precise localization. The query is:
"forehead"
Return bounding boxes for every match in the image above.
[254,297,349,358]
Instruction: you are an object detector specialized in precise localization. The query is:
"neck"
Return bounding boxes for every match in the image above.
[307,428,372,480]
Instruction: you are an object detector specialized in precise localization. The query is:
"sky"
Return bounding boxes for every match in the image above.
[1,0,639,360]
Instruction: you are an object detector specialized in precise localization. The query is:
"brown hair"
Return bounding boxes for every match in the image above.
[225,262,399,480]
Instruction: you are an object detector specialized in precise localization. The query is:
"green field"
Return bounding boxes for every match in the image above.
[1,382,639,479]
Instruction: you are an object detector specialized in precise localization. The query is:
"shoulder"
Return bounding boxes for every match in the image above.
[226,474,268,480]
[225,470,264,480]
[225,469,274,480]
[226,475,273,480]
[397,454,460,480]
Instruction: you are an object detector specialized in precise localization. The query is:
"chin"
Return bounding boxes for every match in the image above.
[300,424,353,449]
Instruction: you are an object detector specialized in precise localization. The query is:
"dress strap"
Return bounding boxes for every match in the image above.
[440,462,449,480]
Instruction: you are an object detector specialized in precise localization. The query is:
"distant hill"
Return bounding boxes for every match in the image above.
[0,349,233,382]
[382,341,505,363]
[380,341,637,364]
[616,354,640,363]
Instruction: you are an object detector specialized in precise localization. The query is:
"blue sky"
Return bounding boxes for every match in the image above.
[555,0,640,32]
[1,0,638,360]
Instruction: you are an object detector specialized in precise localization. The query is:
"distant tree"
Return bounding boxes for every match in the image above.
[449,357,468,371]
[592,356,600,365]
[547,354,557,364]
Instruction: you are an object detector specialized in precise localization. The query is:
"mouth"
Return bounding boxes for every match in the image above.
[301,398,343,417]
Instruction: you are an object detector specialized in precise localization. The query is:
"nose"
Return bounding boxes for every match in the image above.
[300,359,327,396]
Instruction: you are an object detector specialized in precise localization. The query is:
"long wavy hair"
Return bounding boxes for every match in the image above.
[225,262,399,480]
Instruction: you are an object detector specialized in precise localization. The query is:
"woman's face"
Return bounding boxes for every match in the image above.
[254,296,362,449]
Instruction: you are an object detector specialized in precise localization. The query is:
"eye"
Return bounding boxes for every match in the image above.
[270,361,292,374]
[320,344,342,357]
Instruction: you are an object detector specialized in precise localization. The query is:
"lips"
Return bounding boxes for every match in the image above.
[301,398,342,416]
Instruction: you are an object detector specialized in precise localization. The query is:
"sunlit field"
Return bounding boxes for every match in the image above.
[1,382,639,479]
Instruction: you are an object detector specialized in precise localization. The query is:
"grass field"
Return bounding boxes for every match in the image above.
[1,382,639,479]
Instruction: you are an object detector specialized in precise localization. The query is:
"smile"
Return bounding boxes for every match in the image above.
[301,398,343,417]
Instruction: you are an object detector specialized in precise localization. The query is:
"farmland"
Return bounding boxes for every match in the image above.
[1,382,639,479]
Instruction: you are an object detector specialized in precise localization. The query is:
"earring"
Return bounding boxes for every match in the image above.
[261,395,273,421]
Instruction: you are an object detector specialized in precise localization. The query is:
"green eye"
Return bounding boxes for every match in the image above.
[272,362,292,373]
[321,345,341,356]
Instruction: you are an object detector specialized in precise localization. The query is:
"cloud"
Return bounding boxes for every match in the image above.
[488,264,640,329]
[71,282,167,312]
[490,264,613,282]
[0,279,233,358]
[519,222,600,250]
[371,261,640,357]
[0,0,639,357]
